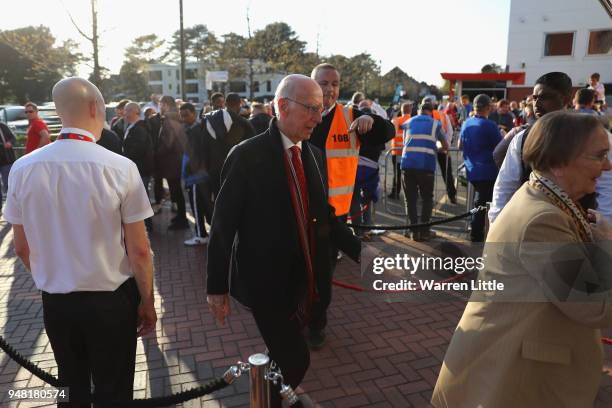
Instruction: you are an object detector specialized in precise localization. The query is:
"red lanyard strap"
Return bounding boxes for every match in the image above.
[57,133,95,142]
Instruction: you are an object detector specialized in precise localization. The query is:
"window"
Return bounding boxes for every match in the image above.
[588,30,612,55]
[150,84,163,94]
[229,81,247,93]
[544,32,574,56]
[253,81,260,92]
[266,81,272,92]
[149,71,162,81]
[168,84,173,90]
[185,83,199,94]
[185,68,198,79]
[176,70,179,80]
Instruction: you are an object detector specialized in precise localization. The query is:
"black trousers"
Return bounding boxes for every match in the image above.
[42,278,140,408]
[390,155,402,196]
[187,181,213,237]
[402,169,435,233]
[154,176,186,220]
[308,214,347,333]
[470,180,495,242]
[436,152,456,199]
[252,307,309,408]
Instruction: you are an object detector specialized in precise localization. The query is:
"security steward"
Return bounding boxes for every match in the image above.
[401,100,449,241]
[307,63,395,349]
[389,102,412,199]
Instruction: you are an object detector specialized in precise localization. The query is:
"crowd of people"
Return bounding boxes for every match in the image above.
[1,64,611,407]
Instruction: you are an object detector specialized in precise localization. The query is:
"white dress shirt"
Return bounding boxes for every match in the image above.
[489,129,526,223]
[4,128,153,293]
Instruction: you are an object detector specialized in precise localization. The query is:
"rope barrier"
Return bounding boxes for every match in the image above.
[0,333,232,407]
[350,206,486,231]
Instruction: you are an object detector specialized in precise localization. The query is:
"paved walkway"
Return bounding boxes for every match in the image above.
[1,191,612,407]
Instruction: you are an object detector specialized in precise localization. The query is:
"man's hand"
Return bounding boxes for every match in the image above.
[207,294,231,326]
[4,142,11,149]
[137,299,157,337]
[349,115,374,135]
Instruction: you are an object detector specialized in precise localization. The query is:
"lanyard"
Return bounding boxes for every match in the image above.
[57,133,95,142]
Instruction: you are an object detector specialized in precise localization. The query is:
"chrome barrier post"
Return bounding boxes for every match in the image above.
[484,202,491,239]
[249,353,270,408]
[466,181,474,232]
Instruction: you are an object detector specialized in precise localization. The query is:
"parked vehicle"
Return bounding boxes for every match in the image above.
[0,105,62,139]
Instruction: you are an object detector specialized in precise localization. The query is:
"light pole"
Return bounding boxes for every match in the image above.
[179,0,186,101]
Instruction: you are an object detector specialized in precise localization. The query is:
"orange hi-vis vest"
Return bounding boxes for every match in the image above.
[432,110,448,133]
[325,103,357,216]
[391,114,411,156]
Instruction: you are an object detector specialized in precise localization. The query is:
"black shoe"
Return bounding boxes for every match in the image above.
[449,196,458,204]
[168,218,189,230]
[306,330,326,350]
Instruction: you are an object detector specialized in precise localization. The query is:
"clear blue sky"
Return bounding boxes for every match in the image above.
[2,0,511,86]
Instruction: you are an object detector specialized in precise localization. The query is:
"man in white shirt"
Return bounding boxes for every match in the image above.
[4,77,156,406]
[490,72,611,224]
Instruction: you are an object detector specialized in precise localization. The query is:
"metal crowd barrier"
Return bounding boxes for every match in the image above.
[380,134,474,232]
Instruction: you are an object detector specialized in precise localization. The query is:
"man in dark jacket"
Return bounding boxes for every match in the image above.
[201,94,256,199]
[180,102,212,246]
[149,96,188,230]
[110,99,130,140]
[0,121,17,209]
[124,102,154,230]
[306,63,395,348]
[97,128,123,155]
[249,102,272,135]
[207,75,360,408]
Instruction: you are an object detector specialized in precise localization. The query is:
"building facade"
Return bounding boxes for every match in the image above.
[506,0,611,101]
[146,60,285,103]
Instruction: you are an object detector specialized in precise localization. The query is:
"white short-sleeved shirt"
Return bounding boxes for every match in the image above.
[4,128,154,293]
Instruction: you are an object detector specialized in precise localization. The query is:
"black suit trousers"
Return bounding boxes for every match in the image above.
[42,278,139,407]
[251,307,309,408]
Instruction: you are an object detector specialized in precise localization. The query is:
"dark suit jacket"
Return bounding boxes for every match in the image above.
[207,119,361,311]
[97,128,123,155]
[201,109,257,193]
[249,113,272,135]
[123,120,154,177]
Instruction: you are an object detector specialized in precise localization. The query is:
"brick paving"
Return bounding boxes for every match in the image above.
[1,193,612,407]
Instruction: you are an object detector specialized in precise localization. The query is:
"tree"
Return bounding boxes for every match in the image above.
[65,0,104,88]
[169,24,220,67]
[249,22,306,73]
[217,33,249,79]
[115,34,167,101]
[0,26,82,103]
[481,63,503,73]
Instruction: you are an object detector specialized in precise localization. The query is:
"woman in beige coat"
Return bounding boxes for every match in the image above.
[432,111,612,408]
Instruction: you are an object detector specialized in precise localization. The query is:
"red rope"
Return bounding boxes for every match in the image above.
[346,204,369,222]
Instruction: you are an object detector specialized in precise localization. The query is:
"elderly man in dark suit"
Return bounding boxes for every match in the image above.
[206,74,361,407]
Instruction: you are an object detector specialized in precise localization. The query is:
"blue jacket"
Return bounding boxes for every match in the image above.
[460,116,502,182]
[400,114,445,172]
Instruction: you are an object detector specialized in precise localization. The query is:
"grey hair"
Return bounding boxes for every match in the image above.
[125,102,141,113]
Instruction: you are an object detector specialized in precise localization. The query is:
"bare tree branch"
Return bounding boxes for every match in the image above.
[58,0,93,42]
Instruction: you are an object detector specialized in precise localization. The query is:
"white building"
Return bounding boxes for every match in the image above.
[146,60,285,103]
[506,0,611,101]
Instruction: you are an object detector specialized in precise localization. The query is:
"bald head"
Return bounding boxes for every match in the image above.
[52,77,105,140]
[275,74,323,143]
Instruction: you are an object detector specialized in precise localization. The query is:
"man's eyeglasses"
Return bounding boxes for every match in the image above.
[285,98,323,115]
[25,110,35,114]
